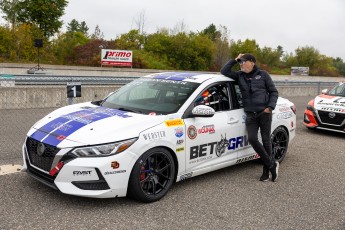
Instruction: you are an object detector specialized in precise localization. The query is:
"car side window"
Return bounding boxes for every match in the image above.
[195,83,231,112]
[233,84,243,108]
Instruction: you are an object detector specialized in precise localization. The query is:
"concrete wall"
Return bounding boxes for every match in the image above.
[0,84,324,109]
[0,85,120,109]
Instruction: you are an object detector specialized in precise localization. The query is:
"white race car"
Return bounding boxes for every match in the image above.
[304,81,345,133]
[22,72,296,202]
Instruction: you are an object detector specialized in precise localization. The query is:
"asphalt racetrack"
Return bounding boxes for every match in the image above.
[0,96,344,230]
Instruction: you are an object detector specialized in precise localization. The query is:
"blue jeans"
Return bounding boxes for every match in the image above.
[245,111,274,168]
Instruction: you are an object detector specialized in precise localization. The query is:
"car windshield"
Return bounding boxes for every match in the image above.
[102,78,199,115]
[327,83,345,96]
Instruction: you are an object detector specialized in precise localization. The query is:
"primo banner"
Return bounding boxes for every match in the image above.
[101,49,132,67]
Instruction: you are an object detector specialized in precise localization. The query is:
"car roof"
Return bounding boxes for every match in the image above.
[143,72,233,84]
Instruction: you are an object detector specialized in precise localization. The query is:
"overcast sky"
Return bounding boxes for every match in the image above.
[61,0,345,60]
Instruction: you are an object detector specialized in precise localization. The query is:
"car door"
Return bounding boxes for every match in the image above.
[183,82,248,173]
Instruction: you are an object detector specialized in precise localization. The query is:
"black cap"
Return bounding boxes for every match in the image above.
[236,53,256,63]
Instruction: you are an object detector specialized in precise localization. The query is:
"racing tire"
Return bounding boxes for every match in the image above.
[127,147,175,203]
[271,126,289,163]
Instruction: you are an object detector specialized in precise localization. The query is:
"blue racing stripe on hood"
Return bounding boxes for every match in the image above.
[30,107,131,146]
[151,72,200,81]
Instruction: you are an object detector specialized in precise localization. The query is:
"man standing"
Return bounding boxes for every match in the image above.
[220,53,279,182]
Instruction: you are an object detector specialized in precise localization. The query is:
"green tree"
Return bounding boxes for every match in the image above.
[79,21,89,35]
[116,29,145,50]
[333,57,345,76]
[67,19,89,35]
[276,45,284,58]
[257,46,281,68]
[16,0,68,38]
[144,30,171,60]
[230,39,260,60]
[294,46,320,68]
[52,31,89,64]
[213,25,231,70]
[164,32,214,70]
[200,23,220,42]
[67,19,80,33]
[0,25,13,60]
[0,0,20,30]
[282,46,339,76]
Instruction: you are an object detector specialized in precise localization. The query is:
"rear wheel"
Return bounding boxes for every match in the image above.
[128,147,175,203]
[271,126,289,163]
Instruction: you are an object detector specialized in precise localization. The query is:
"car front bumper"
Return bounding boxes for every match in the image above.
[22,138,138,198]
[303,109,345,133]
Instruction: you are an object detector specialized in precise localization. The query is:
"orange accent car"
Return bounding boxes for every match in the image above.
[303,82,345,133]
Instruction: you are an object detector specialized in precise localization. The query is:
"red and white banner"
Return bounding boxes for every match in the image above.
[101,49,132,67]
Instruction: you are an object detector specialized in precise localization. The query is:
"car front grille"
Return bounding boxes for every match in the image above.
[317,110,345,126]
[26,159,57,190]
[26,137,60,172]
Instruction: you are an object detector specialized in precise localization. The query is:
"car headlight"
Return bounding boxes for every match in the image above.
[306,99,315,111]
[71,138,138,157]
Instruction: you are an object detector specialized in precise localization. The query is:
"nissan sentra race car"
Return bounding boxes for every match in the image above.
[22,72,296,203]
[304,81,345,133]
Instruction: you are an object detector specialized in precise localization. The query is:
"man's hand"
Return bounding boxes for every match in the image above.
[236,53,244,61]
[264,107,272,113]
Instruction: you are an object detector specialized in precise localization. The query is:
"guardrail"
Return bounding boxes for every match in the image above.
[0,74,339,88]
[0,74,136,85]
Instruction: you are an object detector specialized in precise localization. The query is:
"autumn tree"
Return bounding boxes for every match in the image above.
[73,39,113,66]
[0,25,12,60]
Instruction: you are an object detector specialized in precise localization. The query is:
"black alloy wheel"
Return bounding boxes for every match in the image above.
[271,126,289,163]
[128,147,175,203]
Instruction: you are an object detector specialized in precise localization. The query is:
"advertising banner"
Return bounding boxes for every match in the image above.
[291,67,309,76]
[101,49,132,67]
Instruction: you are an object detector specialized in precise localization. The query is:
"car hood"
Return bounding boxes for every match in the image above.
[29,102,168,148]
[313,94,345,113]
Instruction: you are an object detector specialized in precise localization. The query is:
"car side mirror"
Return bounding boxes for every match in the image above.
[91,100,103,105]
[321,89,328,94]
[191,105,215,117]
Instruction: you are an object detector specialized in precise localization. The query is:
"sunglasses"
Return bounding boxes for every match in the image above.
[238,60,247,65]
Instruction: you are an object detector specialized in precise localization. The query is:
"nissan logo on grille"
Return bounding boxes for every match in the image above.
[328,112,336,119]
[37,142,46,156]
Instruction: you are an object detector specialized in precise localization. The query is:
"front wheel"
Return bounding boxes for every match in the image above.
[127,147,175,203]
[271,126,289,163]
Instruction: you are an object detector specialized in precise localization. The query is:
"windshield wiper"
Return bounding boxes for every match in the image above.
[118,108,137,113]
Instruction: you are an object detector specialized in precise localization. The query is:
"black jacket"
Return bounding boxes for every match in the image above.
[220,59,278,113]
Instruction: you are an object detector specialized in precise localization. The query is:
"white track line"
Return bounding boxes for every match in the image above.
[0,164,22,176]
